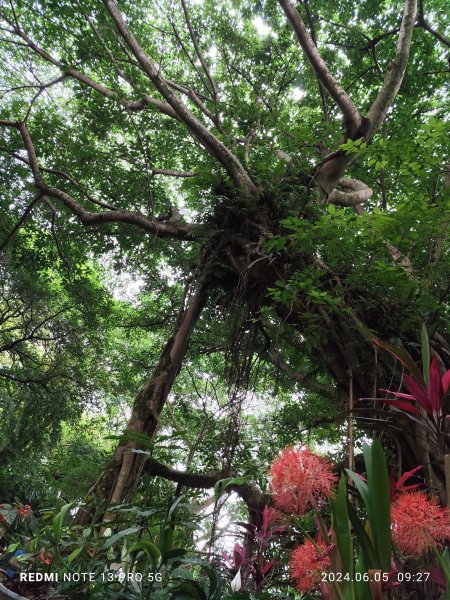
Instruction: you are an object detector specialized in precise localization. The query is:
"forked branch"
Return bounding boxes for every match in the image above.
[103,0,257,196]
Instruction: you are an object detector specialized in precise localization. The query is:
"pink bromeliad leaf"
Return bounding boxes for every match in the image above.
[443,370,450,394]
[261,560,275,576]
[390,465,423,499]
[396,465,423,492]
[380,399,421,416]
[404,375,433,415]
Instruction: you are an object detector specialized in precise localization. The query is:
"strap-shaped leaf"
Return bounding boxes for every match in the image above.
[347,500,377,570]
[102,527,141,550]
[421,324,430,389]
[368,439,391,571]
[331,475,355,600]
[373,339,425,387]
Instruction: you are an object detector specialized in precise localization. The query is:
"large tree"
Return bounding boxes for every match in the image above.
[0,0,449,519]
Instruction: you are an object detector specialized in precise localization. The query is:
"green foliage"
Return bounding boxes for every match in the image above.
[0,0,449,597]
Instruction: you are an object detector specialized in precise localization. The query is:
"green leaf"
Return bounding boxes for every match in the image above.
[168,494,186,517]
[159,525,174,556]
[213,476,251,500]
[366,439,391,571]
[201,563,219,598]
[102,527,141,550]
[330,475,354,600]
[435,547,450,600]
[53,502,73,542]
[354,554,371,600]
[161,548,188,563]
[345,469,370,510]
[172,581,206,600]
[347,500,377,569]
[67,546,83,565]
[129,540,161,564]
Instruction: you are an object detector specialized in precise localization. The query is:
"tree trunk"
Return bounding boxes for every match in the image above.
[74,281,208,525]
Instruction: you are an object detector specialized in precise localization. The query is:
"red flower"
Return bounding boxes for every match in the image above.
[39,551,53,565]
[17,505,31,518]
[391,491,450,556]
[290,539,332,592]
[0,514,5,523]
[269,447,336,514]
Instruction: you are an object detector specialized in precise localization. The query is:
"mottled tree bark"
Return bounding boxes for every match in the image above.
[74,282,208,524]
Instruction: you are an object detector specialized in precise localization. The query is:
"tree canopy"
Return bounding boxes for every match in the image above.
[0,0,449,597]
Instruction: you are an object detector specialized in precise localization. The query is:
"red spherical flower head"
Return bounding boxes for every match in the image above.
[391,491,450,556]
[290,539,331,592]
[269,446,337,514]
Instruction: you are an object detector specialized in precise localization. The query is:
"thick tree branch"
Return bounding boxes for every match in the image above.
[151,168,197,178]
[367,0,418,133]
[315,0,417,199]
[278,0,361,133]
[0,121,195,240]
[103,0,257,196]
[146,459,267,510]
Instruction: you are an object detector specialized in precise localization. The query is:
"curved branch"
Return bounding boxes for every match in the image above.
[0,121,195,240]
[278,0,361,133]
[103,0,257,196]
[315,0,417,199]
[367,0,418,133]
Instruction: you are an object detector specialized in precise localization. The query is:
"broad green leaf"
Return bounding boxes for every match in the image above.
[366,439,391,571]
[102,527,141,550]
[213,476,251,500]
[53,502,73,542]
[354,554,371,600]
[129,540,161,564]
